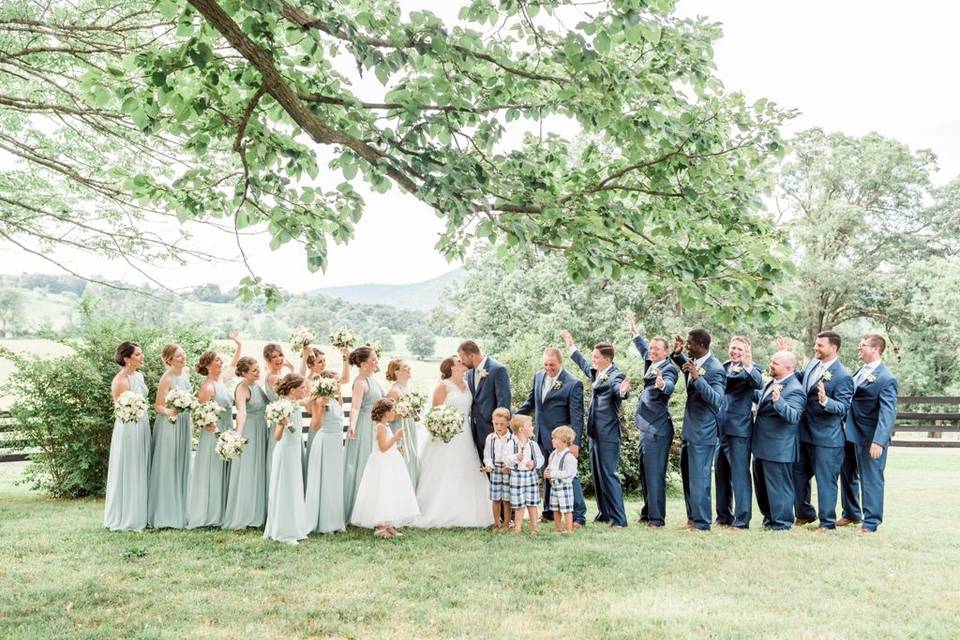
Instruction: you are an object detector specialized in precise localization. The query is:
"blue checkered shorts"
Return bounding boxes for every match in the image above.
[489,466,510,501]
[509,469,540,507]
[549,478,574,513]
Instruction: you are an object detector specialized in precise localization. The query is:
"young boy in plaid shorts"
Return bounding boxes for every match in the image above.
[508,415,544,534]
[545,425,578,534]
[482,407,515,531]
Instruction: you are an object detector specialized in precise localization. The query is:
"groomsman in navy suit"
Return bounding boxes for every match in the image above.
[458,340,511,461]
[561,329,631,528]
[517,347,586,525]
[670,329,726,532]
[785,331,854,530]
[752,351,806,530]
[843,334,898,533]
[716,336,764,529]
[626,313,678,528]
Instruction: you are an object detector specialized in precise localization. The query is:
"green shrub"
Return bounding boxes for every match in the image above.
[0,307,213,498]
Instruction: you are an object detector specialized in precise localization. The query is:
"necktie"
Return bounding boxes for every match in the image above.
[542,375,552,401]
[807,362,821,390]
[853,367,868,387]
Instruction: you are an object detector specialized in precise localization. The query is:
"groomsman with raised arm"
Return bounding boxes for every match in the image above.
[626,313,679,528]
[716,336,764,529]
[752,351,806,530]
[561,330,631,528]
[458,340,511,461]
[516,348,587,526]
[670,329,726,532]
[843,334,898,534]
[783,331,854,530]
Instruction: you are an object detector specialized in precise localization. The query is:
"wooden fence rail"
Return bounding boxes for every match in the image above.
[2,395,959,462]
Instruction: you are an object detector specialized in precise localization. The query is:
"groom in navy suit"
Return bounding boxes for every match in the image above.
[671,329,726,532]
[458,340,511,461]
[561,330,631,527]
[787,331,854,530]
[516,347,586,525]
[843,334,898,533]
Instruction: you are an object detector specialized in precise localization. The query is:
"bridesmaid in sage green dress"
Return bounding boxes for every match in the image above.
[104,341,151,532]
[222,357,269,529]
[186,333,242,529]
[264,373,310,544]
[147,344,193,529]
[262,343,292,503]
[305,372,347,534]
[299,344,350,475]
[385,358,419,488]
[343,346,383,522]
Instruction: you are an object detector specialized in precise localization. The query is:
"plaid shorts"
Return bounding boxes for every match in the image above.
[509,469,540,507]
[549,478,574,513]
[489,466,511,501]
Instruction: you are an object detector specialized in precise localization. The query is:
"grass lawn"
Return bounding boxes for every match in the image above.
[1,450,958,639]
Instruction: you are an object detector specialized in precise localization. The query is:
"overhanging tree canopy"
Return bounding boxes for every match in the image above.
[2,0,792,318]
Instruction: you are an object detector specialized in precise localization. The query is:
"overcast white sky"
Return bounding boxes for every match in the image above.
[2,0,958,291]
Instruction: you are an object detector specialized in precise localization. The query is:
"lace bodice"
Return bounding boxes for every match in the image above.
[440,379,473,417]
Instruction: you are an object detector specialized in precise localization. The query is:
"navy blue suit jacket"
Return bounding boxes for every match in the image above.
[466,357,511,454]
[752,376,805,463]
[670,351,727,446]
[845,363,898,447]
[570,349,628,443]
[721,361,764,438]
[632,335,678,437]
[516,368,585,449]
[794,359,854,447]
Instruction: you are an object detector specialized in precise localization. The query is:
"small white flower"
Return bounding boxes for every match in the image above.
[477,368,488,380]
[649,367,660,376]
[552,379,563,391]
[731,365,743,373]
[865,374,877,384]
[822,371,833,381]
[598,373,610,383]
[697,367,706,377]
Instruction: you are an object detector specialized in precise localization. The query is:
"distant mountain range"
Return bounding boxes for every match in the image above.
[312,268,466,311]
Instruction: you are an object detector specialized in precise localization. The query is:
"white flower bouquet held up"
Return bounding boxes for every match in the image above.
[265,398,298,425]
[114,391,147,423]
[311,377,340,399]
[289,327,317,352]
[192,400,225,429]
[216,430,248,460]
[329,328,356,350]
[164,388,197,422]
[425,405,464,443]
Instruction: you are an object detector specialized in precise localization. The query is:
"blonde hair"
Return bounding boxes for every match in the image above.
[510,414,532,435]
[161,343,181,366]
[491,407,511,422]
[385,358,405,382]
[551,425,575,446]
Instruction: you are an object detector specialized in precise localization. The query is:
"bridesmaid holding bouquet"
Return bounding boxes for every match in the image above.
[222,357,269,530]
[343,346,383,522]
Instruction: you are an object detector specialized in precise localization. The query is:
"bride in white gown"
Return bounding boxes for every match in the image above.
[412,355,493,528]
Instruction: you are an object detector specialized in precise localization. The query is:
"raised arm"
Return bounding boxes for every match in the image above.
[774,385,806,425]
[223,332,242,380]
[298,344,310,377]
[310,396,328,432]
[819,375,854,416]
[693,368,727,413]
[337,347,351,385]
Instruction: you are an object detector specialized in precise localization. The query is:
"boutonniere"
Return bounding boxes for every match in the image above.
[552,380,563,391]
[697,367,706,377]
[477,368,488,380]
[649,367,660,376]
[598,373,610,383]
[730,365,743,373]
[822,371,833,381]
[865,374,877,384]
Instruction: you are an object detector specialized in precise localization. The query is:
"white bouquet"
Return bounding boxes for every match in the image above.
[192,400,225,430]
[426,405,464,443]
[114,390,147,423]
[329,327,356,350]
[311,377,339,399]
[216,430,248,461]
[164,387,197,422]
[365,341,383,358]
[395,391,427,421]
[265,398,298,425]
[289,326,316,352]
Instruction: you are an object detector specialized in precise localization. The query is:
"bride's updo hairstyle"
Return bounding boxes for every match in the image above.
[348,346,374,368]
[439,355,457,380]
[276,373,305,397]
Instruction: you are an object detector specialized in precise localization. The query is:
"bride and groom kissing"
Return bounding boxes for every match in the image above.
[415,339,591,529]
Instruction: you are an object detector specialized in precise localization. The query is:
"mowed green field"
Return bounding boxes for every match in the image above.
[1,449,958,639]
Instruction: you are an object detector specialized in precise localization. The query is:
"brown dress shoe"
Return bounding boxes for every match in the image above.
[794,517,815,526]
[836,517,862,527]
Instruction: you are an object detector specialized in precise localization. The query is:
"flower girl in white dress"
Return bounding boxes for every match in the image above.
[350,398,421,538]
